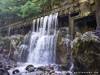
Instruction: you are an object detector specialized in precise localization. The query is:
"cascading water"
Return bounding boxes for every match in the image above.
[65,38,74,75]
[64,27,74,75]
[8,27,11,36]
[8,13,74,75]
[27,13,58,64]
[18,44,28,62]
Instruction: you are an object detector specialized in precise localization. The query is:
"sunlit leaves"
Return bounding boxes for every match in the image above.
[18,1,41,18]
[0,0,65,25]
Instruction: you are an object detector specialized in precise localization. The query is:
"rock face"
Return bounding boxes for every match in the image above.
[24,31,31,45]
[0,35,24,69]
[72,31,100,74]
[0,62,10,75]
[56,27,70,64]
[0,36,10,53]
[18,31,32,62]
[0,45,3,53]
[18,44,29,62]
[9,35,24,62]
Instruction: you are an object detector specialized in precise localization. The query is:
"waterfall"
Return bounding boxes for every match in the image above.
[27,13,58,64]
[8,27,11,36]
[8,13,75,75]
[18,44,28,62]
[64,27,74,75]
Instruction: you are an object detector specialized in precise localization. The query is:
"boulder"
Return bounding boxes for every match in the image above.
[36,66,46,71]
[4,71,10,75]
[45,65,54,72]
[0,68,9,75]
[72,31,100,73]
[4,65,11,70]
[51,73,56,75]
[0,68,4,75]
[49,70,55,74]
[25,65,35,72]
[12,69,20,74]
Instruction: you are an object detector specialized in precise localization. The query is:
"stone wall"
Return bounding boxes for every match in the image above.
[0,0,96,33]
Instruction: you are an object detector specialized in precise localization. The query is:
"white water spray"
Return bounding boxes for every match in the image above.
[27,13,58,65]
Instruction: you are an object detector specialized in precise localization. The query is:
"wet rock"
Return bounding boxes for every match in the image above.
[66,73,70,75]
[25,65,35,72]
[81,31,99,41]
[57,27,70,64]
[0,44,3,53]
[55,64,69,71]
[45,65,54,72]
[4,71,10,75]
[0,35,24,64]
[36,66,46,71]
[51,73,56,75]
[10,35,24,51]
[12,69,20,74]
[4,65,11,70]
[24,31,31,45]
[0,68,10,75]
[0,62,2,68]
[0,36,10,50]
[49,70,55,74]
[95,25,100,38]
[61,65,69,71]
[18,44,29,62]
[0,68,4,74]
[44,71,49,75]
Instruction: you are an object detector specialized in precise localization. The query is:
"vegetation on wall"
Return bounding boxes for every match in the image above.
[0,0,64,26]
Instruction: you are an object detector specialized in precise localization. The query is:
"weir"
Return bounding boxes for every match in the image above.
[27,13,58,64]
[8,13,74,75]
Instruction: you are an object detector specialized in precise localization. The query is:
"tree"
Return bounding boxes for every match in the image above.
[0,0,65,26]
[18,1,41,18]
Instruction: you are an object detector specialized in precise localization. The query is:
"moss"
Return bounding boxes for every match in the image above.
[72,36,100,72]
[0,37,4,45]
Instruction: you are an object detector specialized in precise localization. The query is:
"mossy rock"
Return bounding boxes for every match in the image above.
[0,37,10,51]
[72,33,100,72]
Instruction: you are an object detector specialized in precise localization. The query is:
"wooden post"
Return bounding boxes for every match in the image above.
[69,12,75,40]
[68,12,71,40]
[70,19,74,40]
[95,0,100,26]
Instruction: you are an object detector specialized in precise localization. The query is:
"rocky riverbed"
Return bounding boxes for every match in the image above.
[0,31,100,75]
[8,64,73,75]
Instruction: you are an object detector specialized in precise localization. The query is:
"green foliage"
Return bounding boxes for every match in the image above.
[0,0,65,16]
[0,0,65,25]
[0,0,41,18]
[18,1,41,18]
[0,0,17,14]
[10,6,20,13]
